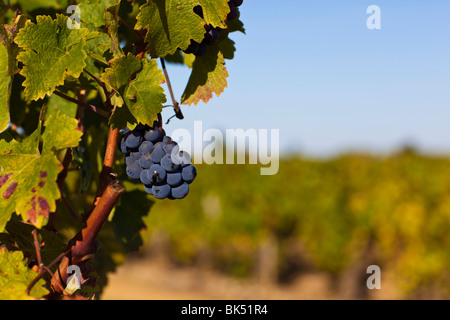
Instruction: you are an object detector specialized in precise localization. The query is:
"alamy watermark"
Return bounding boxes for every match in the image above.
[169,121,280,176]
[367,5,381,30]
[67,5,81,29]
[66,265,81,294]
[366,265,381,289]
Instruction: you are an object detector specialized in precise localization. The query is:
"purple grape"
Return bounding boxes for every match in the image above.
[172,183,189,199]
[139,152,154,169]
[182,165,197,184]
[140,169,152,185]
[120,137,129,154]
[161,154,181,173]
[167,172,183,187]
[232,0,243,7]
[126,161,141,180]
[125,131,143,149]
[163,141,178,154]
[152,184,171,199]
[204,26,220,45]
[144,184,153,195]
[144,127,162,142]
[126,152,141,165]
[227,2,239,21]
[171,150,191,167]
[150,144,166,163]
[149,164,167,185]
[139,141,154,153]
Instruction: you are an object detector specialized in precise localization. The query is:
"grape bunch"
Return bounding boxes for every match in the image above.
[119,122,197,200]
[183,0,244,57]
[226,0,243,21]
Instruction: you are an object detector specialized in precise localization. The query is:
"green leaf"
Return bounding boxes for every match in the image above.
[0,1,7,20]
[0,32,12,133]
[112,182,154,252]
[104,2,124,57]
[14,14,89,101]
[0,220,66,266]
[0,112,82,231]
[0,15,26,133]
[100,52,141,92]
[181,46,228,105]
[136,0,230,58]
[79,0,118,28]
[163,49,184,64]
[122,58,166,127]
[84,31,112,75]
[106,56,166,130]
[0,248,48,299]
[46,91,78,119]
[14,0,67,13]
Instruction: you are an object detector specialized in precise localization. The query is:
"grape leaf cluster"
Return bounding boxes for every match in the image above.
[119,122,197,200]
[184,0,243,57]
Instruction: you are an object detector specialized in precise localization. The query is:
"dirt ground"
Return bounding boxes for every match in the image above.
[101,255,401,300]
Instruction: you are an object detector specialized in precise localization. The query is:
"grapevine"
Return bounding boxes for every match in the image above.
[0,0,245,300]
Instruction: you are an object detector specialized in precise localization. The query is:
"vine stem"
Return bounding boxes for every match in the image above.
[50,180,125,294]
[46,148,73,231]
[160,58,184,120]
[118,15,145,40]
[32,230,42,267]
[95,127,120,203]
[49,126,122,296]
[27,233,70,296]
[82,69,114,111]
[53,91,110,118]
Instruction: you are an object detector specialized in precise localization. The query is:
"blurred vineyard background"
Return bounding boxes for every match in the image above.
[97,147,450,299]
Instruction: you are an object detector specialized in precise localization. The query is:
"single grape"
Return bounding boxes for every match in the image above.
[227,7,239,20]
[167,172,183,187]
[149,164,167,185]
[163,141,178,154]
[162,136,172,144]
[204,26,220,45]
[119,137,129,154]
[150,144,166,163]
[232,0,243,7]
[125,131,143,149]
[140,169,152,185]
[152,184,171,199]
[172,150,192,167]
[182,165,197,183]
[126,152,141,165]
[121,127,131,135]
[139,141,154,153]
[139,152,154,169]
[126,161,141,180]
[144,127,162,142]
[161,154,181,173]
[172,183,189,199]
[144,184,153,195]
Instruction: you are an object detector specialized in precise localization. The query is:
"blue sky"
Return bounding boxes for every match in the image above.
[161,0,450,157]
